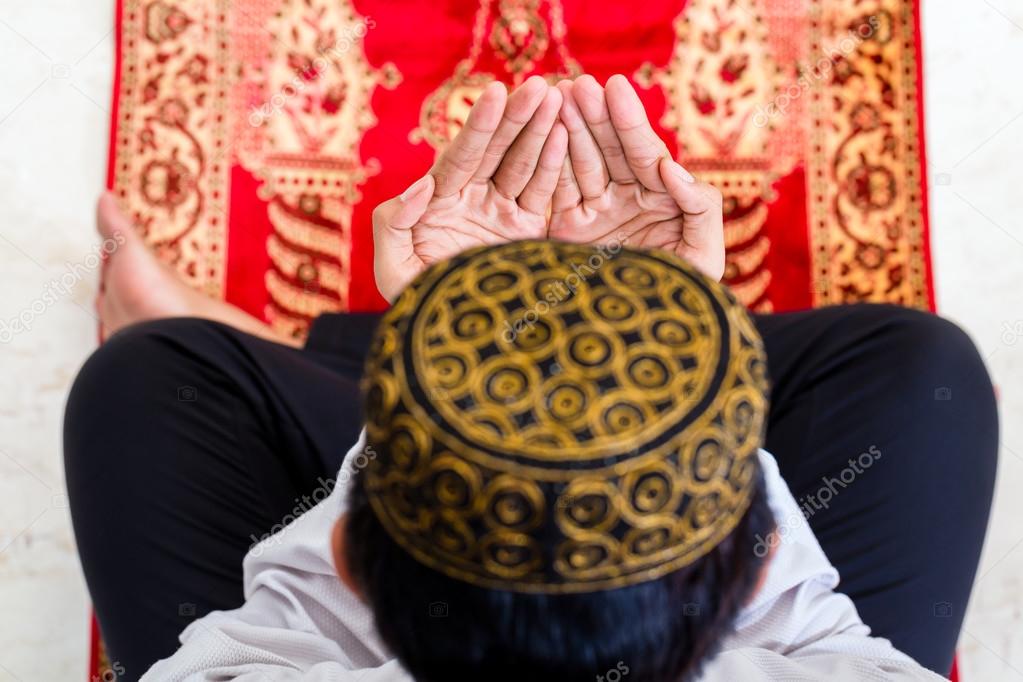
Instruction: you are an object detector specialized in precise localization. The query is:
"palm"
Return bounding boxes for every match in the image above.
[373,78,567,302]
[549,180,684,251]
[547,75,724,279]
[375,75,724,302]
[410,182,548,268]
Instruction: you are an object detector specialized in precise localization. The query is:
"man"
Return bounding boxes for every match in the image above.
[65,76,996,679]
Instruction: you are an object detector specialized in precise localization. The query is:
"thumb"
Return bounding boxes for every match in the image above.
[372,174,435,302]
[372,174,434,248]
[388,174,435,231]
[659,158,725,281]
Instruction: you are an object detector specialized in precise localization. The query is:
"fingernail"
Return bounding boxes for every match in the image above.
[400,175,430,202]
[670,162,696,183]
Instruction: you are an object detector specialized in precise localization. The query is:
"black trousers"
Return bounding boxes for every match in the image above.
[64,304,998,680]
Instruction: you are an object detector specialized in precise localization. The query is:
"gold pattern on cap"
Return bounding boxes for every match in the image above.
[362,241,768,593]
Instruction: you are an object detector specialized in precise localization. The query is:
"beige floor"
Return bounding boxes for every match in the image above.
[924,2,1023,678]
[0,1,1021,679]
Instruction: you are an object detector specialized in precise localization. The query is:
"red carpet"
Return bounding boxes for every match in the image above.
[106,0,934,341]
[96,0,943,676]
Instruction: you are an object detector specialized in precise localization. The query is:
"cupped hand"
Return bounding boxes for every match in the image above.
[372,76,568,302]
[549,75,725,281]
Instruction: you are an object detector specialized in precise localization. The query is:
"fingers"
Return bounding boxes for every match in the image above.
[492,86,563,199]
[659,158,725,281]
[430,82,507,197]
[571,75,635,184]
[518,122,569,215]
[605,74,670,192]
[552,151,582,214]
[473,75,549,182]
[557,79,609,200]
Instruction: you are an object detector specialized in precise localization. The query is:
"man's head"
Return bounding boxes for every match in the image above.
[335,240,774,681]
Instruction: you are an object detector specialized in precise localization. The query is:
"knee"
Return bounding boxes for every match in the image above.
[858,304,998,476]
[63,318,225,479]
[864,305,992,400]
[67,318,217,408]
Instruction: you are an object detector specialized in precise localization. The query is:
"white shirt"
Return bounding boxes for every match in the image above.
[143,435,948,681]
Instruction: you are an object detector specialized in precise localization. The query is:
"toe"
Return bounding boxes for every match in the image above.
[96,191,137,243]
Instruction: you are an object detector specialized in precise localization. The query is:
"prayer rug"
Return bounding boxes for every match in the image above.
[93,0,942,676]
[105,0,934,342]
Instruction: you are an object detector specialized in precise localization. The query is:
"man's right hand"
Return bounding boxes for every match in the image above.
[372,76,567,303]
[549,75,726,282]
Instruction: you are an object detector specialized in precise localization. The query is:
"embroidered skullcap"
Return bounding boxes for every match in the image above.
[361,240,768,593]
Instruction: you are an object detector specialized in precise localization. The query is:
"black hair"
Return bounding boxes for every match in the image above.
[343,465,774,682]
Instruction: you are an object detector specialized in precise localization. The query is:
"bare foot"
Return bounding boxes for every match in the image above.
[96,192,300,347]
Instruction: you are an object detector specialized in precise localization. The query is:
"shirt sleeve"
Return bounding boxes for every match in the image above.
[694,451,948,682]
[142,434,414,681]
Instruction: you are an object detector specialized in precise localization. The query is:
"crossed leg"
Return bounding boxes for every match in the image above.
[65,305,996,678]
[756,304,997,674]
